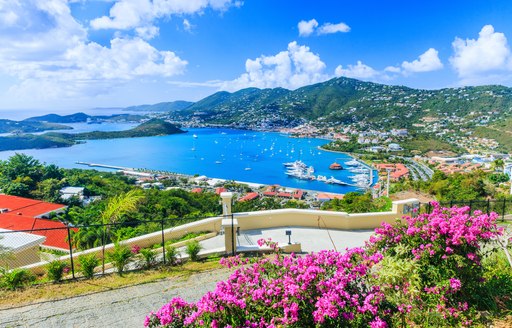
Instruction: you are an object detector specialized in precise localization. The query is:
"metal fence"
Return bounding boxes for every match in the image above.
[0,215,224,280]
[417,199,512,221]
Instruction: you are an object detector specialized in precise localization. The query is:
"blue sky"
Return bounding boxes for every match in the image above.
[1,0,512,111]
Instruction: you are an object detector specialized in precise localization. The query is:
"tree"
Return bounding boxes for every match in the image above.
[99,189,144,273]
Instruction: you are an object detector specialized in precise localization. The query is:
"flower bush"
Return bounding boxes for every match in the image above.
[145,204,509,327]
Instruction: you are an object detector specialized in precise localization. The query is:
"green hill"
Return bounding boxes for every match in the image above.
[0,119,71,133]
[176,77,512,131]
[0,119,185,151]
[125,101,194,112]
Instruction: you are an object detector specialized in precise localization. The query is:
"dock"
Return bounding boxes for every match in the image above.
[75,162,134,171]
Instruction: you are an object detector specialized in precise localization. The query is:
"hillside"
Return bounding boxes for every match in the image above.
[24,113,145,124]
[0,119,71,133]
[124,101,194,112]
[175,77,512,131]
[0,119,185,151]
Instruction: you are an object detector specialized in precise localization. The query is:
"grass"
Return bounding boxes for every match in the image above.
[0,258,222,309]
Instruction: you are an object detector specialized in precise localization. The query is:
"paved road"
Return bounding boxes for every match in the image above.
[0,269,232,328]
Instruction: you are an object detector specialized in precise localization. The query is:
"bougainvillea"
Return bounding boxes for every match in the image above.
[146,204,507,327]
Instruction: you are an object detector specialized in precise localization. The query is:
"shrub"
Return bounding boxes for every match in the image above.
[165,245,179,265]
[0,267,35,290]
[78,253,99,279]
[106,244,133,276]
[145,204,507,327]
[46,260,67,283]
[185,240,201,262]
[139,248,157,269]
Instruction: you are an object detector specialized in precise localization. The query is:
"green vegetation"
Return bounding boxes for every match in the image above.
[174,77,512,132]
[78,254,99,279]
[139,248,157,269]
[106,244,133,276]
[46,260,68,283]
[0,267,35,290]
[0,119,185,151]
[393,170,511,201]
[124,101,194,112]
[321,192,392,213]
[0,154,223,251]
[185,240,202,262]
[0,119,71,133]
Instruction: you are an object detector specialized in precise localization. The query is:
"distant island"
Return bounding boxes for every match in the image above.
[24,112,145,124]
[0,119,185,151]
[0,119,72,134]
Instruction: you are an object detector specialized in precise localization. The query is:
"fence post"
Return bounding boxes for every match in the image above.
[161,218,166,265]
[469,200,473,213]
[231,213,235,257]
[66,225,75,279]
[486,199,490,215]
[450,200,453,208]
[502,198,507,222]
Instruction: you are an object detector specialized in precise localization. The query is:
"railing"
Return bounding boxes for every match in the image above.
[0,216,223,278]
[417,199,512,221]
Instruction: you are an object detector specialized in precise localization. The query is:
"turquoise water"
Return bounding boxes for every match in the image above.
[0,127,377,193]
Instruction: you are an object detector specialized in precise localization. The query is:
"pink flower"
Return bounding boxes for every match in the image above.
[131,245,141,254]
[449,278,461,291]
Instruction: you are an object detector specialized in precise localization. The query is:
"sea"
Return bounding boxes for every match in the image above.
[0,122,378,194]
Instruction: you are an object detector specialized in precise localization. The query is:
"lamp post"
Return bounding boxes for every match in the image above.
[285,230,292,245]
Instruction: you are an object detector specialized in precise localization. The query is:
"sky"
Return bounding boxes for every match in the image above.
[1,0,512,112]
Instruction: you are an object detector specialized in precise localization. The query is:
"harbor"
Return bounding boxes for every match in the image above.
[1,127,378,194]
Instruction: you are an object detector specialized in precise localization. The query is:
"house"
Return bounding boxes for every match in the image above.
[239,192,259,202]
[191,188,203,193]
[60,186,85,201]
[0,195,72,251]
[215,187,227,195]
[316,193,344,202]
[0,228,46,268]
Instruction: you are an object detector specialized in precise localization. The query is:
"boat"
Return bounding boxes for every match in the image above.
[329,162,343,170]
[215,161,222,164]
[317,175,327,182]
[244,167,252,171]
[345,159,360,166]
[348,167,369,173]
[326,176,346,185]
[193,134,198,138]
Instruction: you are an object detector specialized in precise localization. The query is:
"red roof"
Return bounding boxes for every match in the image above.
[239,192,259,202]
[215,187,227,195]
[0,213,74,250]
[277,192,292,198]
[0,195,66,218]
[263,191,277,197]
[191,188,203,193]
[0,195,70,250]
[292,190,304,200]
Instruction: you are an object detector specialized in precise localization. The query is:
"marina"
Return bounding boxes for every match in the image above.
[0,126,378,193]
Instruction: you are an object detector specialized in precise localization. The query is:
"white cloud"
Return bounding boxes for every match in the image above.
[222,41,328,91]
[91,0,239,31]
[384,66,401,73]
[298,19,318,37]
[450,25,511,80]
[401,48,443,73]
[334,61,379,79]
[298,19,350,37]
[183,18,193,32]
[317,22,350,35]
[135,25,159,39]
[0,0,188,101]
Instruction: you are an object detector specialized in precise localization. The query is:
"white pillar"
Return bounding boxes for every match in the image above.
[220,192,233,216]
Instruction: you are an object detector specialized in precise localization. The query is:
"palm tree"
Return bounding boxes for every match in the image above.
[100,189,144,273]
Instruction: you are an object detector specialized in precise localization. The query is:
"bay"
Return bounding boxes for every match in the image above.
[0,126,377,194]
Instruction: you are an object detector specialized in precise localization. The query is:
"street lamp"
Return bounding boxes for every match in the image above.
[285,230,292,245]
